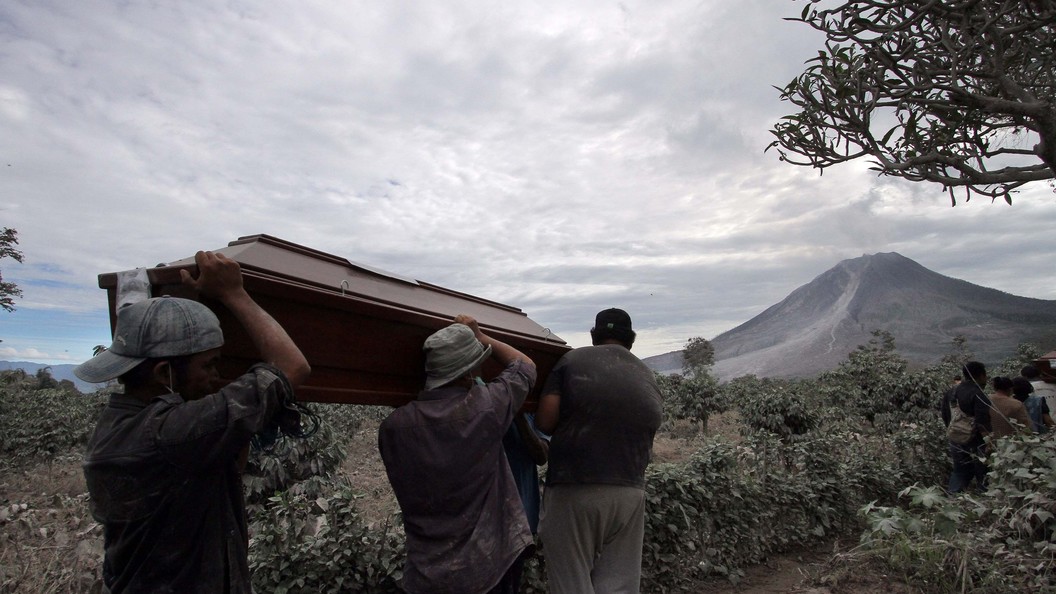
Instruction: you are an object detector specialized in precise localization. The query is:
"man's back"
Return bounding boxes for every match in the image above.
[1032,380,1056,415]
[535,310,663,594]
[378,321,536,594]
[542,344,663,487]
[989,393,1032,439]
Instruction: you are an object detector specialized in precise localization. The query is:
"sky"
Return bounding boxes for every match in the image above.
[1,0,1054,366]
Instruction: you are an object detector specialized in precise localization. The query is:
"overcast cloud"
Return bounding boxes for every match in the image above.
[2,0,1054,364]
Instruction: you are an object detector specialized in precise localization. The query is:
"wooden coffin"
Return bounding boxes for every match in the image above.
[1034,351,1056,382]
[96,234,570,407]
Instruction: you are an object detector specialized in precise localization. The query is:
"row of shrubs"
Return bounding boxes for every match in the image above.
[238,413,951,593]
[1,334,1050,592]
[239,334,1051,592]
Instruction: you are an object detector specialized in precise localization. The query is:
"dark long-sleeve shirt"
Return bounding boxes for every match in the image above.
[83,363,294,594]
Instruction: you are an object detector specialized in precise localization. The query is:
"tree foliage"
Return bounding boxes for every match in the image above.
[768,0,1056,204]
[991,341,1043,378]
[818,330,945,426]
[936,334,974,381]
[656,336,723,431]
[733,378,820,439]
[657,372,724,432]
[682,336,715,374]
[1,227,24,313]
[0,369,106,466]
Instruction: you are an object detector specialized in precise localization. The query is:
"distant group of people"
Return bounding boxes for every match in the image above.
[940,360,1055,493]
[74,249,662,594]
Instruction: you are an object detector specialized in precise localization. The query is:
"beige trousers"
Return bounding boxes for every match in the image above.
[538,484,646,594]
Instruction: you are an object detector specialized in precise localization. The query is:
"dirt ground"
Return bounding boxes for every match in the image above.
[340,414,919,594]
[0,413,918,593]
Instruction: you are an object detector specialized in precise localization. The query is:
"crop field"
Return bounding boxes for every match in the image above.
[1,337,1053,593]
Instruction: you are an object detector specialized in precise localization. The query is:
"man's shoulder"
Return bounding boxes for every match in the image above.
[381,389,473,427]
[565,344,642,364]
[954,382,985,397]
[501,358,538,383]
[381,398,425,425]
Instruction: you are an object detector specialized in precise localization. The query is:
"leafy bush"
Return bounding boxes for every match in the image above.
[248,487,404,593]
[243,404,390,505]
[857,432,1056,592]
[990,342,1044,379]
[639,428,919,591]
[734,380,819,439]
[244,404,348,505]
[817,330,946,427]
[656,372,725,432]
[312,403,389,445]
[0,370,107,467]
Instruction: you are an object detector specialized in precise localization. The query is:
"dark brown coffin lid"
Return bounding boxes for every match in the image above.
[97,234,570,406]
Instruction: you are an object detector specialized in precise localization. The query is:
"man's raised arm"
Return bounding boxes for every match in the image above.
[180,250,311,387]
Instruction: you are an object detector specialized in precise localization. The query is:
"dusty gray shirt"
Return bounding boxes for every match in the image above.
[83,363,294,594]
[542,345,663,488]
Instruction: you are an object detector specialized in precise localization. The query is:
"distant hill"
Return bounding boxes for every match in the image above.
[643,252,1056,381]
[0,361,104,393]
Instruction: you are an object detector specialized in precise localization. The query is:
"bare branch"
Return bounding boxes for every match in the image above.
[770,0,1056,203]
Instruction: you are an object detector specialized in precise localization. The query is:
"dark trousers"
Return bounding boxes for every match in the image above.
[487,548,530,594]
[948,441,987,493]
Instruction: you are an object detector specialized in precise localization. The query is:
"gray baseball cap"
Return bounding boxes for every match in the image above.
[74,297,224,383]
[423,323,492,390]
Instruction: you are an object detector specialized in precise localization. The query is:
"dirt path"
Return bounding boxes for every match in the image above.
[692,544,917,594]
[1,414,917,593]
[342,417,918,594]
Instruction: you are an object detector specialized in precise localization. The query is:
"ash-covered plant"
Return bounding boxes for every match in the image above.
[990,342,1044,380]
[856,432,1056,592]
[817,330,945,428]
[248,486,403,593]
[243,404,348,505]
[639,429,913,591]
[0,370,107,467]
[656,372,725,433]
[732,378,819,440]
[655,337,726,433]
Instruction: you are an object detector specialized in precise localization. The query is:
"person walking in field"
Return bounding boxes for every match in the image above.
[1022,365,1056,418]
[987,376,1032,439]
[945,361,992,493]
[74,250,311,593]
[536,308,663,594]
[378,315,537,594]
[1012,376,1054,433]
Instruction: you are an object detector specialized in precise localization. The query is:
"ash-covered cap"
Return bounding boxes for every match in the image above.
[74,297,223,383]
